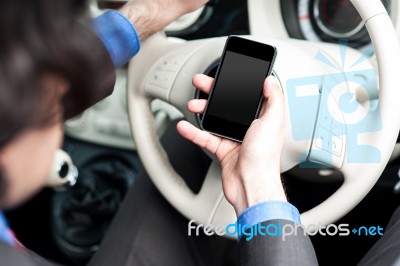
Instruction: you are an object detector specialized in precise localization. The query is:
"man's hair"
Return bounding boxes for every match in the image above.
[0,0,116,149]
[0,0,116,201]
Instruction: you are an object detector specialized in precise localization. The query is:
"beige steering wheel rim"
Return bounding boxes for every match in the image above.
[127,0,400,236]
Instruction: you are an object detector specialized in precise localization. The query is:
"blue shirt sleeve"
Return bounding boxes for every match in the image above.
[92,10,141,68]
[237,201,301,240]
[0,212,15,246]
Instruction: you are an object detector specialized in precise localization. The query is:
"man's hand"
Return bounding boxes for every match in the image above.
[120,0,208,41]
[177,74,287,216]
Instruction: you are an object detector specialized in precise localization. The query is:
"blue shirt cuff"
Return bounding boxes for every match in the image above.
[237,201,301,240]
[0,212,14,246]
[92,10,140,68]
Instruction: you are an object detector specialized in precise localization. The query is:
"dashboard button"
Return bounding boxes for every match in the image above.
[332,135,343,156]
[315,126,332,152]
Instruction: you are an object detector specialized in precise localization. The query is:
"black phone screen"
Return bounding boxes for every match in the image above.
[207,51,271,126]
[201,36,276,142]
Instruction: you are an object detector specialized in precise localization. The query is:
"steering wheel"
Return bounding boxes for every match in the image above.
[127,0,400,234]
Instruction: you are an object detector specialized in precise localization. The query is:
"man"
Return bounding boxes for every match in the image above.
[0,0,318,264]
[1,0,396,265]
[0,0,216,264]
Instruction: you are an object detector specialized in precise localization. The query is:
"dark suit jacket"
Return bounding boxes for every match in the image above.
[1,220,318,266]
[0,242,60,266]
[3,211,400,266]
[238,220,318,266]
[357,206,400,266]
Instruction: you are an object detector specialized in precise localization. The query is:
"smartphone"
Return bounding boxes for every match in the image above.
[201,36,277,142]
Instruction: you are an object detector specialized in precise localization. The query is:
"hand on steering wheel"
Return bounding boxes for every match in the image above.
[177,74,287,215]
[120,0,209,40]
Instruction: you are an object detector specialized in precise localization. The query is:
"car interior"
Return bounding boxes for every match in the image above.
[5,0,400,265]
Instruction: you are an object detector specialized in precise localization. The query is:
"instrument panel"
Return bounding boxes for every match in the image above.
[248,0,397,55]
[282,0,392,54]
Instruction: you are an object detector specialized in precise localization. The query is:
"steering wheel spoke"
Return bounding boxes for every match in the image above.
[194,161,236,225]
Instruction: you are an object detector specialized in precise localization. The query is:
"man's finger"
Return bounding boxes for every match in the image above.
[187,99,207,113]
[177,120,222,155]
[259,76,284,121]
[263,76,283,103]
[192,74,214,94]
